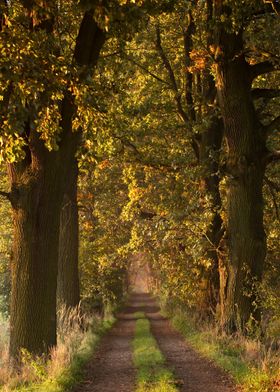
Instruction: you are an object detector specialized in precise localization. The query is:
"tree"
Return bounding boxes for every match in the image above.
[212,0,280,330]
[0,1,105,358]
[154,5,224,310]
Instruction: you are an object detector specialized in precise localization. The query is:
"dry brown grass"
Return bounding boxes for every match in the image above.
[47,303,100,379]
[0,304,102,390]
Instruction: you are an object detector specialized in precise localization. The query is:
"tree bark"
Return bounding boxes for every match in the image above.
[199,118,224,310]
[9,109,77,357]
[214,28,267,331]
[9,171,61,356]
[57,159,80,308]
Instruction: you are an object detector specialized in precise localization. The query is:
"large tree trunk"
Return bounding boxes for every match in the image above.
[9,169,61,356]
[226,163,266,330]
[214,29,267,331]
[57,159,80,308]
[9,119,77,357]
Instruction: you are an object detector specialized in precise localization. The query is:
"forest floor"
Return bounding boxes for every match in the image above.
[72,293,239,392]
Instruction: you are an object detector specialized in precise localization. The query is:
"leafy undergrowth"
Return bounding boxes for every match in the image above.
[166,308,280,392]
[132,311,178,392]
[0,305,115,392]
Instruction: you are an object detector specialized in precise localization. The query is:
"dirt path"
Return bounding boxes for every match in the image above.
[143,293,239,392]
[72,296,139,392]
[73,293,238,392]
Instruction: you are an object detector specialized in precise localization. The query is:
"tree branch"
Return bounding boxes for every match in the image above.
[155,24,178,92]
[100,51,122,58]
[252,88,280,99]
[120,53,171,86]
[113,133,141,156]
[263,0,280,16]
[264,115,280,134]
[155,24,189,123]
[0,0,9,32]
[0,82,14,129]
[139,210,157,220]
[74,10,106,68]
[183,10,196,121]
[250,60,277,81]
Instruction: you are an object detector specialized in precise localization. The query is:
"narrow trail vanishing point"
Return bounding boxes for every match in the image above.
[72,293,238,392]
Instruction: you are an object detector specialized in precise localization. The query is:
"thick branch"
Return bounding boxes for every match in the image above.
[0,0,13,118]
[252,88,280,99]
[74,10,106,67]
[58,9,106,148]
[250,61,277,80]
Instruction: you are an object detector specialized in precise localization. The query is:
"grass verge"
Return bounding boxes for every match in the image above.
[132,311,178,392]
[0,313,115,392]
[167,309,280,392]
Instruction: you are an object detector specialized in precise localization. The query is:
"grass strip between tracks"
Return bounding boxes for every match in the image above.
[132,311,178,392]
